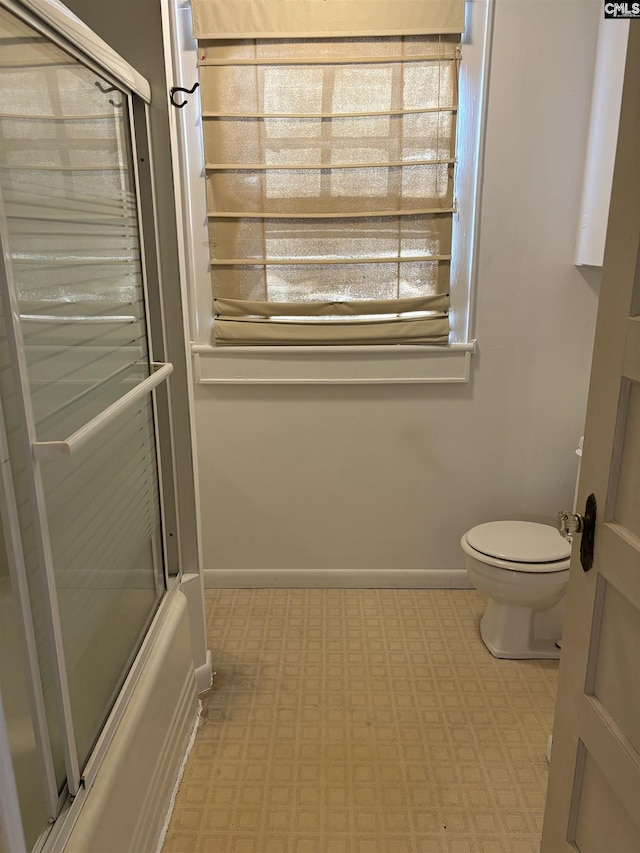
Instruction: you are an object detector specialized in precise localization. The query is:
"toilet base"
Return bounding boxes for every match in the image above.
[480,599,562,660]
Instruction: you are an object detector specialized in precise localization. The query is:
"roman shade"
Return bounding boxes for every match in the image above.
[192,0,465,39]
[194,1,463,345]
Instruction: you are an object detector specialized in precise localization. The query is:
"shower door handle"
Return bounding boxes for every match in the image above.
[32,362,173,460]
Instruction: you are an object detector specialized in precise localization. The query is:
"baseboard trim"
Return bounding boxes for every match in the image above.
[203,568,471,589]
[194,649,213,694]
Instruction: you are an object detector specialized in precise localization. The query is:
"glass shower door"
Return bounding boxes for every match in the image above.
[0,3,169,804]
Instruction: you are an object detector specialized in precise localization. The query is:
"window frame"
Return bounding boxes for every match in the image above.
[163,0,493,383]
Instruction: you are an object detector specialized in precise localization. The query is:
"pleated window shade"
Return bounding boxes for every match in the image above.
[194,2,464,345]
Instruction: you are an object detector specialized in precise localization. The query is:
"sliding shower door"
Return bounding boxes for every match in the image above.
[0,1,171,821]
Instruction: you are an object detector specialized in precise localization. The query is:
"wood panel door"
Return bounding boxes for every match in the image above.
[540,22,640,853]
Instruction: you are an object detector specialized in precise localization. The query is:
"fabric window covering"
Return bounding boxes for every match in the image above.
[194,2,463,346]
[192,1,465,39]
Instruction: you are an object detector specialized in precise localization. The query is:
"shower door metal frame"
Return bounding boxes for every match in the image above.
[0,0,180,826]
[0,189,83,797]
[0,685,28,853]
[127,96,182,585]
[0,390,61,818]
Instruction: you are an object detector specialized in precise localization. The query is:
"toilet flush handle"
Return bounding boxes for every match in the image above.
[557,493,597,572]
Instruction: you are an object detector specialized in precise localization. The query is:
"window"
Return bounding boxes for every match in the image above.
[191,0,466,346]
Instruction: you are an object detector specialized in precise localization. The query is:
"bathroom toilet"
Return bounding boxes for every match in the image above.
[460,520,571,659]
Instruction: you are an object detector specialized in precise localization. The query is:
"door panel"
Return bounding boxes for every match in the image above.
[541,22,640,852]
[0,509,50,850]
[0,297,66,796]
[572,746,638,853]
[612,379,640,537]
[0,10,152,440]
[0,2,168,794]
[39,398,163,765]
[590,579,640,753]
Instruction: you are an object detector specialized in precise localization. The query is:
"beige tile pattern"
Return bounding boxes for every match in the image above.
[163,590,558,853]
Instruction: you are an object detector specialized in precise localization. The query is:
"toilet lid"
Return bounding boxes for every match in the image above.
[466,521,571,564]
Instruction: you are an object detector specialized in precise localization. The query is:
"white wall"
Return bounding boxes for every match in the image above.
[194,0,601,586]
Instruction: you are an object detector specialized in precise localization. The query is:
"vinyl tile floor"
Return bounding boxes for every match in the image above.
[162,589,559,853]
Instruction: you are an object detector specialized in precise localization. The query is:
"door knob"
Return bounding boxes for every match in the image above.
[557,493,597,572]
[557,511,585,538]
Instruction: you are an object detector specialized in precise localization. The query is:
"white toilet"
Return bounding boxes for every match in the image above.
[460,440,582,660]
[460,521,570,659]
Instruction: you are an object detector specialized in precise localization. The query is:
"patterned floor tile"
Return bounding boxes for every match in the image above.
[163,590,558,852]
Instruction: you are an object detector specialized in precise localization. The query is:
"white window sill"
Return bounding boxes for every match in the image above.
[191,341,476,385]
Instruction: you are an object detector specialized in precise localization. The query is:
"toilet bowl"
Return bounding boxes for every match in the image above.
[461,520,571,659]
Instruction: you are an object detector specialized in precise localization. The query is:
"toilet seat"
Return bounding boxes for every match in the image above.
[464,521,571,573]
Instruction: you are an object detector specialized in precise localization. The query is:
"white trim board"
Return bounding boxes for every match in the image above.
[203,568,472,589]
[193,344,475,385]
